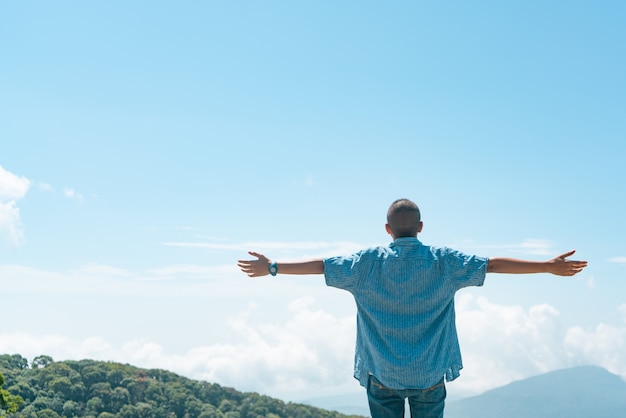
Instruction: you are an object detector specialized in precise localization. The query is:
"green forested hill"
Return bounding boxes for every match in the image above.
[0,354,366,418]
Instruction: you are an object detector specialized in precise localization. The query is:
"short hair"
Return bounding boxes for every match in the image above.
[387,198,421,238]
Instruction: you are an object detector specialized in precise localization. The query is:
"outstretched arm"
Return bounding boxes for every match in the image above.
[237,251,325,277]
[487,250,588,276]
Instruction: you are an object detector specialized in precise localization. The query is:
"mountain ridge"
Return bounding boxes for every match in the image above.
[445,365,626,418]
[305,366,626,417]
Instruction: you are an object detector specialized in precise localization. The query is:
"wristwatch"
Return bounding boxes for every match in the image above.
[268,261,278,276]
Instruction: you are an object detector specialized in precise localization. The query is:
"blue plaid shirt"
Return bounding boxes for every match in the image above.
[324,237,488,389]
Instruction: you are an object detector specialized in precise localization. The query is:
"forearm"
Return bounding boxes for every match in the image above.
[275,259,325,275]
[237,252,325,277]
[487,251,587,277]
[487,258,550,274]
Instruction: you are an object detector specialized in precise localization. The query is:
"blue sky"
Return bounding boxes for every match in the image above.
[2,0,626,405]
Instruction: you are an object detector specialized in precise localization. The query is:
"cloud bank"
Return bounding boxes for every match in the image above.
[2,296,625,400]
[0,165,31,246]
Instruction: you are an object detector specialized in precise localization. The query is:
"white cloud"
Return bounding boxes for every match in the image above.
[0,261,318,301]
[455,238,554,256]
[453,295,626,396]
[162,240,366,259]
[563,306,626,377]
[174,298,356,394]
[63,187,84,202]
[163,238,563,264]
[292,174,316,188]
[0,297,357,399]
[0,165,30,199]
[72,262,135,278]
[517,239,555,255]
[0,201,25,246]
[609,257,626,264]
[0,263,221,295]
[454,294,568,394]
[3,294,625,402]
[38,182,54,192]
[149,264,236,277]
[0,165,30,246]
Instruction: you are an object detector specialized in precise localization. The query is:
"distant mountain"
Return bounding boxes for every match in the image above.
[445,366,626,418]
[303,392,370,417]
[307,366,626,418]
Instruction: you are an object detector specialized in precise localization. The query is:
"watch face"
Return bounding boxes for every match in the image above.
[269,264,278,275]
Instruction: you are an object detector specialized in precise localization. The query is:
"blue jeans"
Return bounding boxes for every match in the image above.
[366,374,446,418]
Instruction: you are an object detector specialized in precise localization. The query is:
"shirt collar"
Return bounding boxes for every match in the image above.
[391,237,421,246]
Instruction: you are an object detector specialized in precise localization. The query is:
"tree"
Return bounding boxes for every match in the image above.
[106,367,127,387]
[18,404,38,418]
[122,374,149,404]
[36,395,64,414]
[0,354,29,370]
[37,362,80,388]
[70,382,86,402]
[7,381,36,403]
[62,400,80,417]
[184,396,203,418]
[132,402,157,418]
[143,382,165,405]
[81,365,108,389]
[0,372,23,415]
[118,404,140,418]
[0,357,365,418]
[90,382,113,410]
[48,377,73,398]
[36,408,61,418]
[110,386,131,412]
[197,405,223,418]
[218,399,236,413]
[32,355,54,369]
[86,397,104,415]
[164,382,188,416]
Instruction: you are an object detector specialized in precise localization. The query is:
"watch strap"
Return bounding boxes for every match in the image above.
[269,261,278,276]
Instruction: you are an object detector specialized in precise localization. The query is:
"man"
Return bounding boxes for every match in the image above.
[238,198,588,418]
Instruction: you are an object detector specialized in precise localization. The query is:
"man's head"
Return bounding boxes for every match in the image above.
[386,198,423,239]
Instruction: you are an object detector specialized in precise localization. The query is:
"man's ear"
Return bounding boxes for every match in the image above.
[385,223,393,235]
[417,221,424,233]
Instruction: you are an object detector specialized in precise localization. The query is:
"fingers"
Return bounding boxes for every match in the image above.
[558,249,576,260]
[237,251,269,278]
[562,260,588,277]
[237,251,264,268]
[238,265,261,277]
[549,250,588,277]
[237,261,259,275]
[553,250,588,275]
[558,250,588,265]
[236,261,251,271]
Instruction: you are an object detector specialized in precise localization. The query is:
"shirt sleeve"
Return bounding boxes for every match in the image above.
[443,248,488,290]
[323,251,366,292]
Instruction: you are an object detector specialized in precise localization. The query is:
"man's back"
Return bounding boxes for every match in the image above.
[324,237,488,389]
